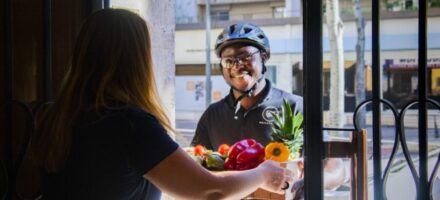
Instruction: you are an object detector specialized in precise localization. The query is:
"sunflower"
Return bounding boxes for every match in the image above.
[265,142,290,162]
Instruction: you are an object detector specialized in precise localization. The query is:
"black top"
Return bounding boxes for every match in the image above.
[42,106,178,200]
[191,79,303,150]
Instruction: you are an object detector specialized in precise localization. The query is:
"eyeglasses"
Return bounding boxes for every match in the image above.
[220,50,260,69]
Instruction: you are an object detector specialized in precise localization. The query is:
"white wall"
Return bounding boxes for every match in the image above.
[111,0,177,128]
[175,76,230,112]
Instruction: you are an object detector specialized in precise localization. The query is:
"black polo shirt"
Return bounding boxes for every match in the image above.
[191,79,303,150]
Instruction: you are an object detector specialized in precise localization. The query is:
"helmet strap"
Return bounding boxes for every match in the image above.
[232,76,265,119]
[262,63,267,74]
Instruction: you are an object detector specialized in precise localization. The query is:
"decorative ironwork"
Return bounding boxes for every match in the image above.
[1,100,53,199]
[1,0,436,200]
[324,97,440,199]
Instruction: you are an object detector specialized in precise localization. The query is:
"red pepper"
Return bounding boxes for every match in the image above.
[224,139,255,170]
[224,159,236,170]
[223,139,265,170]
[236,143,265,170]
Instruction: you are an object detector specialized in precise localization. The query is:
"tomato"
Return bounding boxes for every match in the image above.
[194,145,205,156]
[217,144,230,156]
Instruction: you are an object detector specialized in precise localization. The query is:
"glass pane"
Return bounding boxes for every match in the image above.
[173,0,440,199]
[322,130,352,199]
[322,0,372,198]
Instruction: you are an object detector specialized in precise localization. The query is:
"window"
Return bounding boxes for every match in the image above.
[392,72,413,93]
[292,63,303,95]
[265,65,277,85]
[405,0,413,8]
[345,65,355,95]
[384,0,403,11]
[323,71,330,96]
[272,7,285,18]
[210,10,229,21]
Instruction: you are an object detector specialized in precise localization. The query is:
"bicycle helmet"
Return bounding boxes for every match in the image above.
[215,23,270,59]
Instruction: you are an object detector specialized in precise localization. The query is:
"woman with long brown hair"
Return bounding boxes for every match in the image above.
[32,9,292,200]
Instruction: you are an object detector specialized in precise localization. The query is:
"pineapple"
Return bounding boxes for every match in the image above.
[270,98,304,160]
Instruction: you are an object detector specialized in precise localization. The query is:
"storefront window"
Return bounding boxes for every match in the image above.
[272,7,285,18]
[345,65,355,95]
[323,71,330,96]
[392,72,413,93]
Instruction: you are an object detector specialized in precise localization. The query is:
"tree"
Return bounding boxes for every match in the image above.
[353,0,367,128]
[326,0,345,132]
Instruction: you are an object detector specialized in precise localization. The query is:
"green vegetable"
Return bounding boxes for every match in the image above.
[204,152,225,171]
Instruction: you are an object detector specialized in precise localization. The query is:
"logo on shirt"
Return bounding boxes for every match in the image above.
[261,106,279,123]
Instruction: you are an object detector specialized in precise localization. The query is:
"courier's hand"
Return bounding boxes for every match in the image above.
[291,179,304,200]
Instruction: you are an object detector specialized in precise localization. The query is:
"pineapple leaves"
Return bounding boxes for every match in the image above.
[270,98,304,157]
[282,99,293,135]
[272,113,283,131]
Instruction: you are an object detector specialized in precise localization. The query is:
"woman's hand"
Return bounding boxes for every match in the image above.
[257,160,294,194]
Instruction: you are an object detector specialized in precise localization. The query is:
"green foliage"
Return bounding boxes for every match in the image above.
[270,98,303,159]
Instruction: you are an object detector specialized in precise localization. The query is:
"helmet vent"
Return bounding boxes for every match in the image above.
[215,23,270,59]
[229,25,236,34]
[243,27,252,34]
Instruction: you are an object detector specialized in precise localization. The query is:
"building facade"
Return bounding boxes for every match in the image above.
[175,0,440,113]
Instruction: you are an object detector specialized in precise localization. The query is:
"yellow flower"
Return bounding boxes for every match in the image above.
[265,142,290,162]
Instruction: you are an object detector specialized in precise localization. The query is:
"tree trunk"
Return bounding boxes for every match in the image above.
[353,0,366,128]
[326,0,345,132]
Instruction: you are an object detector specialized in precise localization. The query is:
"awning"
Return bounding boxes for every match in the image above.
[384,58,440,69]
[323,60,356,70]
[388,63,440,69]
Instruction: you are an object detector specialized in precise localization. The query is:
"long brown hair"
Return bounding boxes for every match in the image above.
[33,9,174,172]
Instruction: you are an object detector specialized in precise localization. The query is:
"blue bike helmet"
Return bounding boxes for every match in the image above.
[215,23,270,59]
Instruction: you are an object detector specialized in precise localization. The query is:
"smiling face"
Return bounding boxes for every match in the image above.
[220,45,267,94]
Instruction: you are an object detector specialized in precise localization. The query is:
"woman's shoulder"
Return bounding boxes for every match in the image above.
[120,105,152,117]
[117,106,159,125]
[78,105,158,127]
[91,106,167,138]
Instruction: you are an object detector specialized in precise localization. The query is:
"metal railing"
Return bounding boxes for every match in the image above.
[303,0,439,199]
